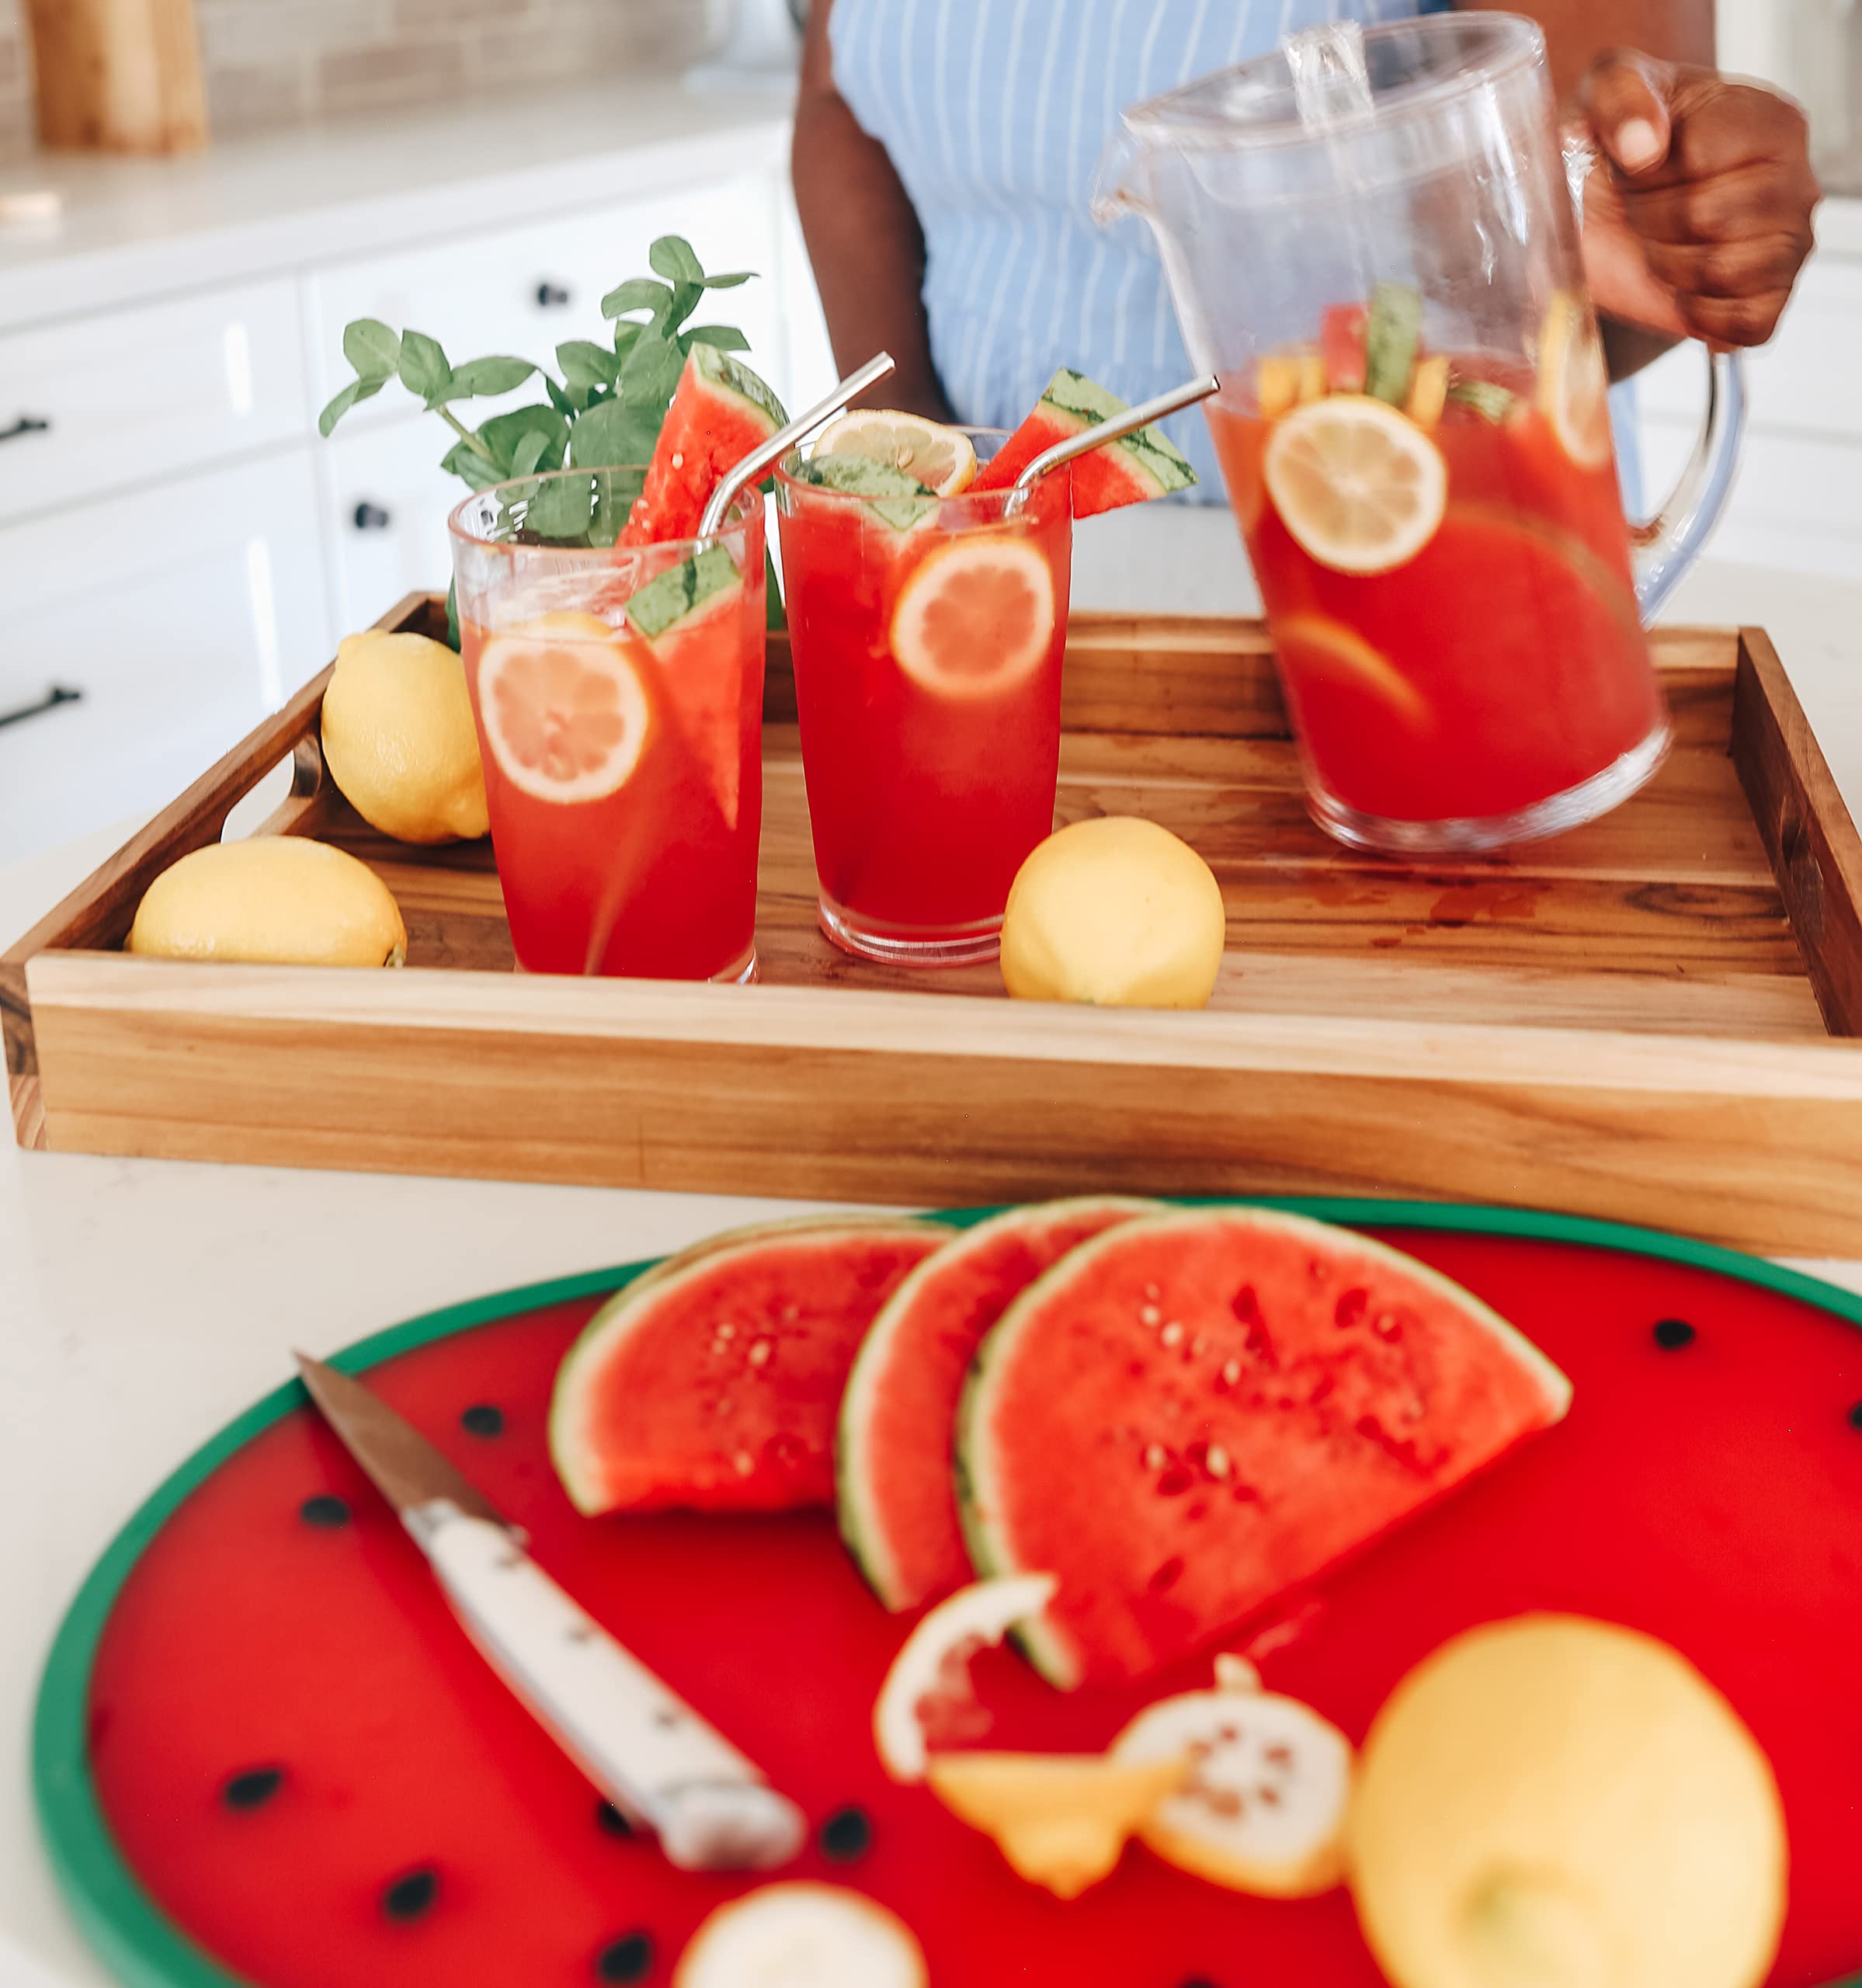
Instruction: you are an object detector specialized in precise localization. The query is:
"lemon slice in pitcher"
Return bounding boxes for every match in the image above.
[1263,396,1448,575]
[813,409,978,496]
[1538,290,1614,471]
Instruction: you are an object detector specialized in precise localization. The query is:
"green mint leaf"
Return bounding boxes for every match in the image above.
[617,328,685,409]
[682,325,751,354]
[507,429,551,479]
[568,398,662,469]
[662,280,703,335]
[587,467,644,545]
[447,355,537,398]
[445,577,461,653]
[557,339,619,391]
[701,270,755,289]
[317,375,384,437]
[613,320,644,362]
[526,471,592,541]
[477,405,569,473]
[398,329,451,401]
[603,276,672,320]
[342,318,401,382]
[544,374,576,418]
[439,440,505,489]
[648,235,705,286]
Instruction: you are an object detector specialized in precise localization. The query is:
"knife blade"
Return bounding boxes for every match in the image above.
[294,1353,806,1872]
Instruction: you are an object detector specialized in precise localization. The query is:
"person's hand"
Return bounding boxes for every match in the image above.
[1573,50,1821,346]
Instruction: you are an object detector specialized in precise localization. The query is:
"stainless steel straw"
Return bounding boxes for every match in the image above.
[1011,374,1221,499]
[697,350,898,540]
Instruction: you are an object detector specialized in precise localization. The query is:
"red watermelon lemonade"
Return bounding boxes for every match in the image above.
[1207,290,1669,851]
[449,471,765,981]
[775,440,1072,965]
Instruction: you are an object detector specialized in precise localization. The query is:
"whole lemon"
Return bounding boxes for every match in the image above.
[1000,816,1225,1009]
[127,839,408,967]
[1350,1615,1786,1988]
[321,630,489,843]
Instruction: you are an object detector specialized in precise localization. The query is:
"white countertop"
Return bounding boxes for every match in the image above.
[0,78,790,334]
[5,544,1862,1986]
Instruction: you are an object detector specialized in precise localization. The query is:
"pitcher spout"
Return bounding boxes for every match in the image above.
[1088,124,1150,227]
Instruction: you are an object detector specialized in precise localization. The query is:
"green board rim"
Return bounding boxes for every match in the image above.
[32,1196,1862,1988]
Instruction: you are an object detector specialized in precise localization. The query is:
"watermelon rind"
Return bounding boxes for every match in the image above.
[626,544,742,643]
[549,1214,947,1516]
[693,342,788,434]
[957,1206,1572,1690]
[790,453,937,532]
[1039,367,1197,499]
[836,1196,1161,1613]
[973,366,1197,508]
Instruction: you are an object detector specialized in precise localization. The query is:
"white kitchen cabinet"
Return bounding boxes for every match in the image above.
[315,415,464,638]
[0,449,332,862]
[0,280,309,527]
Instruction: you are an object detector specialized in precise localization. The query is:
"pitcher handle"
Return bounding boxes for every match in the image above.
[1628,347,1746,625]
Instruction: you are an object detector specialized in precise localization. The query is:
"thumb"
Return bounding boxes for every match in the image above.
[1579,48,1675,176]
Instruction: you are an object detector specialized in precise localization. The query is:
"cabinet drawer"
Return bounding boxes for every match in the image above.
[316,417,461,639]
[305,176,787,433]
[0,448,332,863]
[1634,254,1862,441]
[0,280,309,527]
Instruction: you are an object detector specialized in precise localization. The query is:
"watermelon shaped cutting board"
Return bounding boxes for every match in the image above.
[33,1201,1862,1988]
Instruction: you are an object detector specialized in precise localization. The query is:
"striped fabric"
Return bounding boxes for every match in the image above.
[827,0,1640,512]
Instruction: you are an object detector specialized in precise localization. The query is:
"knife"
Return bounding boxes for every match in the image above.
[293,1353,807,1872]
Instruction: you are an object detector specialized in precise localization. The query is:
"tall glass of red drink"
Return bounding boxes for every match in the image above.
[450,468,766,981]
[775,438,1072,964]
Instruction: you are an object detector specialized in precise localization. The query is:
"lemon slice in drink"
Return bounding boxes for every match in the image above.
[477,610,651,804]
[813,409,978,496]
[1264,396,1448,576]
[1538,290,1614,470]
[889,537,1056,699]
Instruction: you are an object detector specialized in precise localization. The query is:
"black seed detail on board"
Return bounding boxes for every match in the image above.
[818,1805,873,1861]
[595,1798,635,1838]
[1652,1319,1697,1350]
[381,1868,439,1920]
[221,1766,283,1810]
[594,1930,655,1982]
[299,1495,351,1527]
[460,1403,505,1437]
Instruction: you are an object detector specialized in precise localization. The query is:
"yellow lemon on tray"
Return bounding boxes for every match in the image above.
[1350,1614,1787,1988]
[321,629,489,843]
[127,839,408,968]
[1000,816,1225,1010]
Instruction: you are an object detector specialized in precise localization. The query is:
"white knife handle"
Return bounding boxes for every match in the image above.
[416,1505,805,1871]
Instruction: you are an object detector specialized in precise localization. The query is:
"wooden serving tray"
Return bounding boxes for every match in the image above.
[6,597,1862,1256]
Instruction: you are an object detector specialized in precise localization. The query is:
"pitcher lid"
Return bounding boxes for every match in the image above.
[1118,10,1544,149]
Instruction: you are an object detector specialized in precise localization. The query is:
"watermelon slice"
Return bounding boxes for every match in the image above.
[969,368,1196,516]
[958,1208,1572,1688]
[550,1217,947,1515]
[838,1197,1159,1613]
[617,344,788,547]
[626,543,751,828]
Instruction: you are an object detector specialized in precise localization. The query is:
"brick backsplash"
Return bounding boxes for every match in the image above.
[0,0,718,159]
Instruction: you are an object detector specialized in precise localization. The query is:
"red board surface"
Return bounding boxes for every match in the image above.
[69,1224,1862,1986]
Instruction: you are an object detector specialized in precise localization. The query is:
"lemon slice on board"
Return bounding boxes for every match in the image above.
[1263,395,1448,576]
[476,610,651,804]
[673,1885,926,1988]
[1537,290,1614,471]
[813,409,978,496]
[889,537,1057,699]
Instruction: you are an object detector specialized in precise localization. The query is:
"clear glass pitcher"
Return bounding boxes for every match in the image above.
[1094,12,1746,854]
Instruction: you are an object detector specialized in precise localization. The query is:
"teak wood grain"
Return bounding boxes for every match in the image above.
[9,600,1862,1256]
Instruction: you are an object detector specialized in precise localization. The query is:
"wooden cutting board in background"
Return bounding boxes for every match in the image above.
[23,0,207,153]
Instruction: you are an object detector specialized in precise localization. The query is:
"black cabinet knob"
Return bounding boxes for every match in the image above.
[0,415,50,443]
[535,280,571,308]
[352,501,391,531]
[0,683,82,731]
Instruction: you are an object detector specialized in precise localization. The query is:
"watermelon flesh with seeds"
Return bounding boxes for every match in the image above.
[617,345,788,546]
[549,1218,947,1515]
[958,1208,1572,1688]
[970,367,1197,516]
[837,1197,1159,1614]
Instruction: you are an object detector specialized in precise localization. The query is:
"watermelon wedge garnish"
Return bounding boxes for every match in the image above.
[970,367,1196,516]
[958,1208,1572,1688]
[617,344,788,547]
[624,544,749,828]
[549,1217,947,1515]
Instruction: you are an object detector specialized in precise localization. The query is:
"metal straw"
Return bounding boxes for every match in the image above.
[698,351,898,539]
[1012,374,1221,496]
